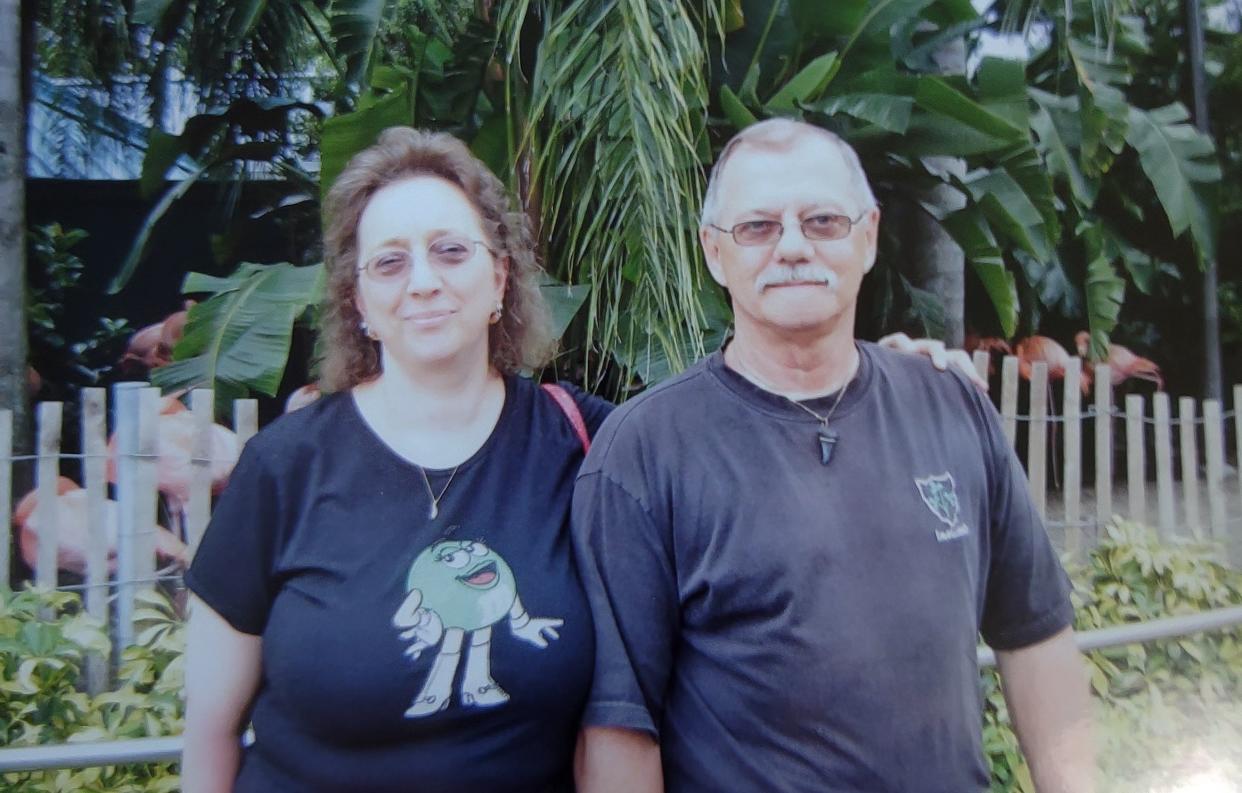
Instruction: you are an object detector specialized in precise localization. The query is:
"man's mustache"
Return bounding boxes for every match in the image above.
[755,265,839,292]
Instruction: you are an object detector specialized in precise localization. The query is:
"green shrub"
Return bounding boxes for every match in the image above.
[985,520,1242,792]
[0,587,184,792]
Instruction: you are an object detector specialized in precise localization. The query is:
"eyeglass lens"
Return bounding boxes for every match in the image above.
[731,214,855,246]
[363,237,481,282]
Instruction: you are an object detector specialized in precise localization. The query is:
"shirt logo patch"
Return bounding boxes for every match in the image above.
[392,540,563,719]
[915,472,970,542]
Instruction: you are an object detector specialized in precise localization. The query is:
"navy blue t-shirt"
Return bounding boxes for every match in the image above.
[186,375,612,792]
[572,343,1073,792]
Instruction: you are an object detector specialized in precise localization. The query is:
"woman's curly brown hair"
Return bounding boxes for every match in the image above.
[318,127,554,391]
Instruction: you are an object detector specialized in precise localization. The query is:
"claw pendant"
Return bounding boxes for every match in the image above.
[817,427,838,466]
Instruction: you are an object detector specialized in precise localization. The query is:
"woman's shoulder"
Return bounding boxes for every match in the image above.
[242,390,356,465]
[514,376,615,437]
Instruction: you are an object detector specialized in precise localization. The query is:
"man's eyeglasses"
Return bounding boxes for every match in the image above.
[358,237,493,284]
[708,212,867,247]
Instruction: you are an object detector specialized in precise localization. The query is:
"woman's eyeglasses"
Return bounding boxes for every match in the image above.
[358,238,493,284]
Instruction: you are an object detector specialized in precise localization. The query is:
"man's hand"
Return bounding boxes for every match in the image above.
[877,332,987,390]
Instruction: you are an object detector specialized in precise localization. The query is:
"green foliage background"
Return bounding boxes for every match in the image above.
[0,589,184,792]
[29,0,1237,403]
[984,520,1242,792]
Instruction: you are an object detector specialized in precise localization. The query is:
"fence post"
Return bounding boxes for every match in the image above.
[0,409,10,593]
[1063,359,1082,560]
[186,390,214,558]
[1153,393,1176,540]
[233,399,258,447]
[1234,385,1242,562]
[1235,385,1242,544]
[1203,399,1226,541]
[136,388,161,577]
[1126,395,1146,526]
[1001,356,1019,448]
[34,403,63,592]
[80,389,110,694]
[972,351,989,384]
[1095,365,1113,532]
[1027,362,1048,519]
[112,383,142,654]
[1178,397,1202,540]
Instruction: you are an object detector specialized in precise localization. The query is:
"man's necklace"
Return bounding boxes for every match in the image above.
[730,356,856,466]
[787,386,849,465]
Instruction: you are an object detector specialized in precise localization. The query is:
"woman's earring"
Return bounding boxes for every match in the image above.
[489,301,504,324]
[360,319,378,340]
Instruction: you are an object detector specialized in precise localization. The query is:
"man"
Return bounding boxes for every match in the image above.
[572,119,1092,792]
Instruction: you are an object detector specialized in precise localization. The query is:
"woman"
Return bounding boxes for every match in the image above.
[183,128,611,792]
[182,127,975,792]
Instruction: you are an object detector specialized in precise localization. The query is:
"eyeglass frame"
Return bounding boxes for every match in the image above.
[707,210,870,247]
[355,237,498,283]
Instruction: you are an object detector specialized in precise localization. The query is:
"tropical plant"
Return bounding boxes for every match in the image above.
[1056,0,1242,391]
[31,0,1230,401]
[150,262,326,413]
[983,519,1242,791]
[0,587,184,792]
[26,224,132,396]
[493,1,725,385]
[138,3,592,402]
[706,0,1221,364]
[1017,0,1221,359]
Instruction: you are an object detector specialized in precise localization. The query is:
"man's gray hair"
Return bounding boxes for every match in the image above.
[699,118,878,227]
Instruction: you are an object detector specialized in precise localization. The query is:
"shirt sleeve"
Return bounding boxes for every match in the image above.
[184,441,284,635]
[558,381,616,437]
[973,388,1075,650]
[571,469,678,739]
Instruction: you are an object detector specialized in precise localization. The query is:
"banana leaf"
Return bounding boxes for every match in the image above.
[152,263,325,415]
[1029,90,1097,208]
[330,0,390,91]
[1125,103,1221,262]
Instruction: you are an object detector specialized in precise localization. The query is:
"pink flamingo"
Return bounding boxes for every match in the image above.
[106,397,240,543]
[118,301,195,374]
[120,321,170,373]
[1014,336,1092,395]
[284,383,321,413]
[964,334,1013,377]
[964,334,1012,356]
[1074,332,1163,390]
[14,476,188,576]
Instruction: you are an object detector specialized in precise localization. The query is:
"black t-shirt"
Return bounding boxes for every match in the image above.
[186,375,612,793]
[572,342,1073,792]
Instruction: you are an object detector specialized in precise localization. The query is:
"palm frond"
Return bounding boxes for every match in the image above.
[512,0,724,388]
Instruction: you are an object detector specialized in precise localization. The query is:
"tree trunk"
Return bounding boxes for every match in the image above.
[904,171,966,346]
[1184,0,1222,400]
[0,0,30,449]
[901,34,966,347]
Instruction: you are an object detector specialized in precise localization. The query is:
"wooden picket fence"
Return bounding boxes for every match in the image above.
[2,366,1241,686]
[0,383,256,692]
[972,352,1242,565]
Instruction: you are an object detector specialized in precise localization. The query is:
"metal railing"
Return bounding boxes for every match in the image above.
[2,605,1240,775]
